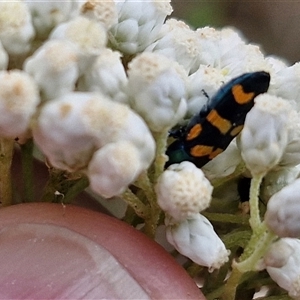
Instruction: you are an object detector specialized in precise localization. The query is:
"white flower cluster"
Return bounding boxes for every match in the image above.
[2,0,300,284]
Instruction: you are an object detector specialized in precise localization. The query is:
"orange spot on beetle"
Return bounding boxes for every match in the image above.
[230,125,244,137]
[232,84,255,104]
[186,124,202,141]
[206,109,232,134]
[190,145,214,157]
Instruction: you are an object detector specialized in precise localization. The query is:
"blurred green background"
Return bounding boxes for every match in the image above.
[172,1,300,64]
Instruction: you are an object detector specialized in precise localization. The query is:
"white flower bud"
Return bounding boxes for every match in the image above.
[109,0,172,54]
[80,0,118,29]
[0,70,40,138]
[33,92,98,171]
[264,238,300,299]
[127,52,187,132]
[25,1,78,39]
[156,162,213,221]
[0,1,35,55]
[204,27,246,70]
[187,65,226,117]
[166,214,230,272]
[24,40,79,101]
[268,62,300,109]
[239,94,290,176]
[148,19,201,74]
[50,16,107,73]
[87,141,143,198]
[77,48,128,104]
[195,26,222,67]
[265,178,300,238]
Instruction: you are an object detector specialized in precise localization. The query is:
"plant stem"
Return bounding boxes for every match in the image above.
[122,188,149,220]
[222,172,275,300]
[235,224,276,273]
[249,173,264,231]
[152,130,168,182]
[20,139,34,202]
[223,266,243,300]
[135,171,161,237]
[0,138,14,206]
[63,175,89,203]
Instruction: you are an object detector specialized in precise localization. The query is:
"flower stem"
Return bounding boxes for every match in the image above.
[235,223,276,273]
[222,266,243,300]
[63,175,89,203]
[249,173,264,231]
[122,188,149,220]
[223,173,275,300]
[135,171,161,237]
[0,138,14,206]
[152,130,168,182]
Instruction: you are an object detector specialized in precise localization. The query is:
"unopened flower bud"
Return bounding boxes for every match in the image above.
[25,1,78,39]
[264,238,300,299]
[127,52,187,132]
[0,70,40,138]
[0,1,34,55]
[33,92,98,171]
[268,62,300,109]
[156,161,213,221]
[87,141,143,198]
[24,40,79,101]
[148,19,201,74]
[265,178,300,238]
[109,0,172,54]
[77,48,128,104]
[239,94,290,176]
[166,214,230,272]
[50,16,107,73]
[80,0,118,29]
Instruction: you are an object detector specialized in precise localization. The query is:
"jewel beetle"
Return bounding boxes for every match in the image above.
[165,71,271,168]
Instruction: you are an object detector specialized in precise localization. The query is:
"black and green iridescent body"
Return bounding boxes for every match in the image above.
[165,71,271,168]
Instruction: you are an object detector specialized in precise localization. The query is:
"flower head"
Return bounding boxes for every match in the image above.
[109,0,172,54]
[166,214,230,272]
[33,92,155,180]
[156,161,213,221]
[127,52,187,132]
